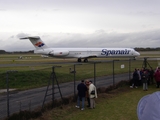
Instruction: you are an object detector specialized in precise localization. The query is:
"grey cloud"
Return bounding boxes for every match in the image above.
[2,29,160,51]
[46,29,160,48]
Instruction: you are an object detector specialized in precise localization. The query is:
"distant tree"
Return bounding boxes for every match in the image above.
[0,50,6,54]
[135,47,160,51]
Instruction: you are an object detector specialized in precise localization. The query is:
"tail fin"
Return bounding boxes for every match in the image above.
[20,36,48,50]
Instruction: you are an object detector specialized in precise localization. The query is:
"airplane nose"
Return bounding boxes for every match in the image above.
[135,51,140,56]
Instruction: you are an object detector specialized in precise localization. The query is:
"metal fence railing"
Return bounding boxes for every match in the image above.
[0,58,159,119]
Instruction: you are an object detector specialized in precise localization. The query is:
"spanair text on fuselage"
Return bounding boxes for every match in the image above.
[100,48,133,57]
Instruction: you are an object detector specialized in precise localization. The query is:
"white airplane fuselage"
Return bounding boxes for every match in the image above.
[35,48,139,58]
[20,36,140,62]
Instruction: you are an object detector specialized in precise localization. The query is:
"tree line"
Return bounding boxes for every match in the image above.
[0,50,34,54]
[135,47,160,51]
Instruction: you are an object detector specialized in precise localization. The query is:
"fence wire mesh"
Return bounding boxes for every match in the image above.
[0,58,159,119]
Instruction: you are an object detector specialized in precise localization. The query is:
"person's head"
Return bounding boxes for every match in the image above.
[81,80,84,83]
[89,80,92,84]
[85,80,90,85]
[143,69,146,73]
[137,91,160,120]
[156,67,160,72]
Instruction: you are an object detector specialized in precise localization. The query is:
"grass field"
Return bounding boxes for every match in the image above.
[32,84,159,120]
[0,51,160,90]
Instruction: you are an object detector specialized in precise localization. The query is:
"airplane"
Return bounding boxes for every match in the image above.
[20,36,140,62]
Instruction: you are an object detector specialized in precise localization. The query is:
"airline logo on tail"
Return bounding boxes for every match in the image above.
[35,42,45,47]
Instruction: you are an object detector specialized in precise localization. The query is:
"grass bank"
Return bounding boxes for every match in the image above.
[32,84,159,120]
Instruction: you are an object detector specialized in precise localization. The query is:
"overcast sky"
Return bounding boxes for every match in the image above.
[0,0,160,51]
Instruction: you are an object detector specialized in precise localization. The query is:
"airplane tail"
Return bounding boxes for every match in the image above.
[20,36,48,50]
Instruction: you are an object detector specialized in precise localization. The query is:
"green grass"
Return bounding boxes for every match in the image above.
[37,84,158,120]
[0,52,160,90]
[0,61,147,89]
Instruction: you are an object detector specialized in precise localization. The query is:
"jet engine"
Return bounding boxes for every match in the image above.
[49,50,69,56]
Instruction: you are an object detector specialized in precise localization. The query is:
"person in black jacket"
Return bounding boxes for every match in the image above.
[142,69,149,91]
[130,68,139,88]
[75,80,87,110]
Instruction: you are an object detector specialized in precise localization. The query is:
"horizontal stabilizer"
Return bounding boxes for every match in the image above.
[20,36,40,40]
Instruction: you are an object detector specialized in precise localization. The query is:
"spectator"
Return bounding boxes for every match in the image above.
[137,69,142,86]
[141,69,148,91]
[75,80,87,110]
[137,91,160,120]
[149,67,155,85]
[130,68,139,88]
[88,80,97,109]
[154,67,160,88]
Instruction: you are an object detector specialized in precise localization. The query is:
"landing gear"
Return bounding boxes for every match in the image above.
[84,58,88,62]
[77,58,81,62]
[77,58,88,62]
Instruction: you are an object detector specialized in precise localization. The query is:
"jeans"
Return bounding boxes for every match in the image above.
[77,96,85,108]
[143,83,148,90]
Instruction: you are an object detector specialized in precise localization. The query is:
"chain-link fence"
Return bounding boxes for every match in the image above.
[0,58,159,119]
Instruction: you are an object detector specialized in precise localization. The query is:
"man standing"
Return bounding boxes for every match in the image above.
[130,68,139,88]
[76,80,87,110]
[154,67,160,88]
[89,80,97,109]
[142,69,149,91]
[149,67,155,85]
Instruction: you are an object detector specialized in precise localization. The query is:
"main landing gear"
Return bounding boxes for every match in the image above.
[77,58,88,62]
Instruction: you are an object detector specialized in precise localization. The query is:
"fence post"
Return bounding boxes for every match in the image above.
[112,60,115,86]
[129,59,131,81]
[6,72,9,117]
[52,67,55,107]
[6,70,17,117]
[73,64,76,100]
[93,62,101,86]
[112,60,119,86]
[94,62,96,86]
